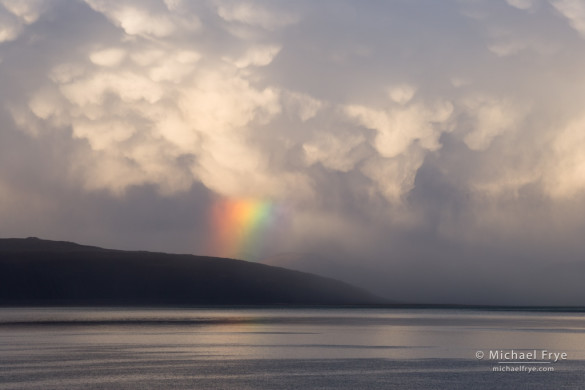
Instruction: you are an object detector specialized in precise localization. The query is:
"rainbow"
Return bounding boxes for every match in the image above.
[208,198,281,260]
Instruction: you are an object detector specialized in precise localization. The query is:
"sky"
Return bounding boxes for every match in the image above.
[2,0,585,305]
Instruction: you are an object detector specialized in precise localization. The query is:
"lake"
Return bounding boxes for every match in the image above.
[1,308,584,389]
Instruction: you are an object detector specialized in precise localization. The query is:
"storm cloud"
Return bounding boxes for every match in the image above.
[2,0,585,304]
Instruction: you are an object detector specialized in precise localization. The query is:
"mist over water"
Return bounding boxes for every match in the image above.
[1,308,584,389]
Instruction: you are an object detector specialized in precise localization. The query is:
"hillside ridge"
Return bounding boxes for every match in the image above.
[0,238,385,306]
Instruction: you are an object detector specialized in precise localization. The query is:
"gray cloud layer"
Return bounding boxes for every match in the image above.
[2,0,585,304]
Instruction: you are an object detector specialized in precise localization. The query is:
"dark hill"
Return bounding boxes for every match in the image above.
[0,238,384,306]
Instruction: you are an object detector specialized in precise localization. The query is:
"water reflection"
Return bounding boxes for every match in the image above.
[2,308,585,360]
[1,308,585,389]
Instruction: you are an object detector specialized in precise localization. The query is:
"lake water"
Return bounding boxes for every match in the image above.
[1,308,584,389]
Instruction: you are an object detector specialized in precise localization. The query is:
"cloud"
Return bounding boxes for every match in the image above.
[216,1,298,30]
[544,113,585,198]
[388,84,417,105]
[89,47,127,67]
[552,0,585,38]
[342,96,454,204]
[345,99,453,159]
[0,0,46,42]
[226,44,281,68]
[0,11,21,43]
[506,0,538,10]
[4,0,583,206]
[461,95,527,151]
[4,1,302,200]
[303,132,367,173]
[83,0,191,38]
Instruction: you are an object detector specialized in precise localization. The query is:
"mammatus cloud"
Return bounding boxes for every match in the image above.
[3,0,585,304]
[344,94,453,203]
[0,0,46,42]
[84,0,201,38]
[7,0,584,204]
[11,0,313,200]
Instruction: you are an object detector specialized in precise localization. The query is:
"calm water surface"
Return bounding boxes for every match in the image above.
[1,308,584,389]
